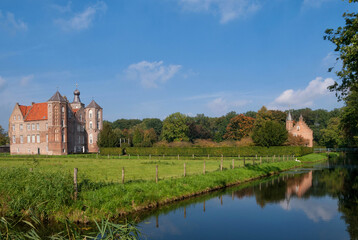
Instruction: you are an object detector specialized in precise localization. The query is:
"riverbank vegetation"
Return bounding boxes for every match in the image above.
[0,153,327,222]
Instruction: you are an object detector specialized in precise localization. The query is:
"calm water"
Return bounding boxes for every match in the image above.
[137,154,358,240]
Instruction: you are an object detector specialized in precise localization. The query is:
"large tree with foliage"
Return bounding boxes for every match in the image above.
[161,112,190,142]
[224,114,255,140]
[324,0,358,98]
[97,122,119,148]
[320,117,344,147]
[252,120,288,147]
[0,125,8,145]
[339,90,358,146]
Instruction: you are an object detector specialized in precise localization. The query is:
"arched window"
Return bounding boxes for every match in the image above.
[89,121,93,129]
[97,111,100,119]
[89,134,93,144]
[89,110,93,119]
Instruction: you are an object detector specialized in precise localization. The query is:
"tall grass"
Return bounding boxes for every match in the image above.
[0,168,74,217]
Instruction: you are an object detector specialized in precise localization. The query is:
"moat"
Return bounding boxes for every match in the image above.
[136,153,358,240]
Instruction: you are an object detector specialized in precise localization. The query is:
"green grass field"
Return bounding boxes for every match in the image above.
[0,154,297,183]
[0,153,328,221]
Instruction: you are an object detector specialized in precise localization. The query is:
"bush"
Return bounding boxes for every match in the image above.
[100,146,313,157]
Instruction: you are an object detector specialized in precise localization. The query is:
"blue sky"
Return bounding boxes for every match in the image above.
[0,0,356,128]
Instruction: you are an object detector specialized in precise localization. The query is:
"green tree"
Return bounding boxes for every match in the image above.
[252,120,288,147]
[141,118,163,136]
[132,127,144,147]
[339,90,358,146]
[324,0,358,98]
[0,125,8,145]
[142,128,157,147]
[161,112,190,142]
[320,117,344,147]
[223,114,255,140]
[97,122,119,147]
[212,111,237,142]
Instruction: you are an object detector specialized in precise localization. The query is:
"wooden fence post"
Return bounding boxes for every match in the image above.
[156,165,158,183]
[243,157,246,166]
[184,163,186,177]
[232,159,235,169]
[122,167,125,184]
[74,168,78,200]
[96,153,98,159]
[192,154,194,159]
[203,160,206,174]
[129,154,130,159]
[178,154,179,160]
[220,156,223,171]
[137,154,139,159]
[108,154,109,159]
[208,154,210,159]
[29,168,33,172]
[149,154,151,159]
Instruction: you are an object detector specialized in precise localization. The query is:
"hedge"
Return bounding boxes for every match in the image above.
[100,146,313,157]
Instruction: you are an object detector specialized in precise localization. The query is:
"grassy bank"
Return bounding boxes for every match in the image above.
[0,153,327,221]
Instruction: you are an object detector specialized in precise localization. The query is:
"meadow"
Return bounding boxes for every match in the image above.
[0,154,296,183]
[0,153,328,221]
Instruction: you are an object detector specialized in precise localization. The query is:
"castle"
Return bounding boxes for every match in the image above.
[286,112,313,147]
[8,88,103,155]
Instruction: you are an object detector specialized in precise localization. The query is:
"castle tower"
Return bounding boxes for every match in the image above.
[85,100,103,153]
[47,91,68,155]
[286,111,293,131]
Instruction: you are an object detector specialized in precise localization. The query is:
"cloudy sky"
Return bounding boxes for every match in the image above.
[0,0,354,128]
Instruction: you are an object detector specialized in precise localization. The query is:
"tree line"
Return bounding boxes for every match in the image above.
[97,106,349,148]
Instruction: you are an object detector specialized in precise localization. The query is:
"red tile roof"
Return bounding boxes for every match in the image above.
[24,103,48,121]
[72,109,79,113]
[19,105,32,118]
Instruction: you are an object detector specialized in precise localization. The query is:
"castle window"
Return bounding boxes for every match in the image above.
[62,134,65,142]
[20,124,23,131]
[27,135,30,143]
[89,134,93,144]
[89,110,93,119]
[18,115,20,120]
[46,134,48,143]
[62,107,65,113]
[46,123,48,130]
[20,135,23,143]
[37,135,40,143]
[97,111,100,119]
[12,124,15,131]
[32,124,35,130]
[89,121,93,129]
[81,136,84,144]
[80,115,83,121]
[12,135,16,143]
[27,124,30,130]
[61,119,64,127]
[36,123,40,130]
[13,116,16,120]
[297,126,300,131]
[97,121,99,129]
[32,135,35,143]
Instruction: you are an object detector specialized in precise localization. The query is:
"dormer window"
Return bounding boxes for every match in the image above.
[89,110,93,119]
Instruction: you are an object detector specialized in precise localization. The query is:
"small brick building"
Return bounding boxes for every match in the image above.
[286,112,313,147]
[8,88,103,155]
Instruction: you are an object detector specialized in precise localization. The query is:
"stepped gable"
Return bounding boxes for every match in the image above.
[48,91,66,102]
[86,100,102,109]
[19,105,31,118]
[24,103,48,121]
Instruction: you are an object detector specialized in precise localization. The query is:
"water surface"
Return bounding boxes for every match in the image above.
[137,154,358,240]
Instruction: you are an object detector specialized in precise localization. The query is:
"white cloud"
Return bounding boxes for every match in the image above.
[20,74,34,86]
[52,1,72,13]
[207,97,249,115]
[55,1,107,31]
[125,61,182,88]
[0,10,28,32]
[272,77,335,109]
[179,0,261,23]
[280,198,337,222]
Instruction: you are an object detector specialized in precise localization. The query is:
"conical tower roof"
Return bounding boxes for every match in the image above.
[286,111,293,121]
[48,91,66,102]
[86,100,102,109]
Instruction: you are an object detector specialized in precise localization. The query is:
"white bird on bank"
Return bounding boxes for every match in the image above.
[295,159,301,163]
